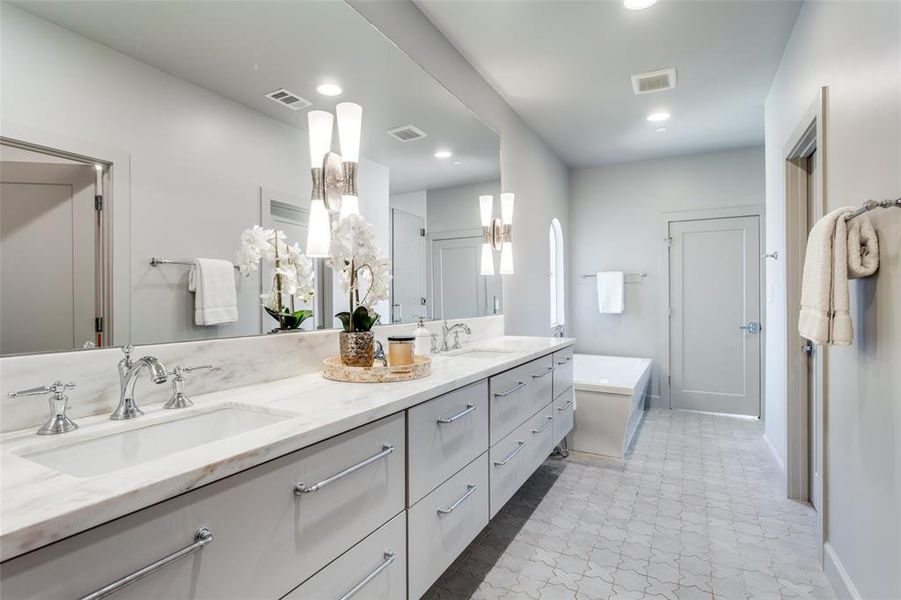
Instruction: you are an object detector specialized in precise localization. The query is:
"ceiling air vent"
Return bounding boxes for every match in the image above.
[631,67,677,95]
[264,88,312,110]
[387,124,427,143]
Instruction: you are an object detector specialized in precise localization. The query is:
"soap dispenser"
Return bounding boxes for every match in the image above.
[413,317,431,356]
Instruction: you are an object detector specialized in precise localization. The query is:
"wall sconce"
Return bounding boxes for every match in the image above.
[479,192,515,275]
[306,102,363,258]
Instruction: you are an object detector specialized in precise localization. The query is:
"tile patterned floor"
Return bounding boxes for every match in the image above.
[423,409,834,600]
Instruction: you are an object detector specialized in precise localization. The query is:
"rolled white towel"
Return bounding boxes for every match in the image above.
[846,215,879,279]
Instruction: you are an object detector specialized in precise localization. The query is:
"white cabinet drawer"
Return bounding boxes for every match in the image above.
[553,347,574,399]
[283,511,406,600]
[408,453,489,600]
[553,387,575,447]
[489,405,553,518]
[1,414,405,600]
[489,355,553,445]
[407,380,488,505]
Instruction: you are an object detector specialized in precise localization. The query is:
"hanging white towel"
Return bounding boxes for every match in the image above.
[188,259,238,326]
[846,215,879,279]
[596,271,624,314]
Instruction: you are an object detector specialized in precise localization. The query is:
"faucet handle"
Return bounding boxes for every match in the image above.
[8,381,78,435]
[178,364,213,375]
[121,344,135,367]
[163,365,211,409]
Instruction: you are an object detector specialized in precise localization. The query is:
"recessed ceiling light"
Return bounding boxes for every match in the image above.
[656,127,667,133]
[646,111,671,122]
[434,150,453,159]
[316,83,343,97]
[453,161,462,165]
[623,0,657,9]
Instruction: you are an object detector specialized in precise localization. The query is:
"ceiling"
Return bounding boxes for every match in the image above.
[11,1,500,193]
[417,0,803,167]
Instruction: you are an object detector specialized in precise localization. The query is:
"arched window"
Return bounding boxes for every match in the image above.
[549,218,565,328]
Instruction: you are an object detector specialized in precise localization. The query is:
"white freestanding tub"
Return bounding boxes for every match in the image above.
[569,354,652,459]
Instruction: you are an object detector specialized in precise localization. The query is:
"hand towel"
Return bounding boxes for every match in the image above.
[846,215,879,279]
[597,271,624,314]
[798,207,858,345]
[188,258,238,326]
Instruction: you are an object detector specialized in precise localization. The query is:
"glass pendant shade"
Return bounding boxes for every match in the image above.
[479,195,494,227]
[499,241,514,275]
[307,110,334,168]
[336,103,362,163]
[306,199,331,257]
[480,243,495,275]
[500,192,515,225]
[339,195,359,219]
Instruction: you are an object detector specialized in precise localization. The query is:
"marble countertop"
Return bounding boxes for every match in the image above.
[0,335,573,562]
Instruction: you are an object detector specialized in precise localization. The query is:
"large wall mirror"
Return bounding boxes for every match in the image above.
[0,1,501,356]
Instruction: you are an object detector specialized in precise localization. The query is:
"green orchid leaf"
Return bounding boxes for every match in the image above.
[335,311,352,332]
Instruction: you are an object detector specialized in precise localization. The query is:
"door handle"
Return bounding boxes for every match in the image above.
[739,321,761,334]
[802,340,815,357]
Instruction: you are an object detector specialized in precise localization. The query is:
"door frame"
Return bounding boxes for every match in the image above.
[389,207,426,324]
[658,204,766,414]
[783,87,828,565]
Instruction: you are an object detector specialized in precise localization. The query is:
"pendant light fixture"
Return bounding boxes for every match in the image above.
[478,192,515,275]
[304,102,363,257]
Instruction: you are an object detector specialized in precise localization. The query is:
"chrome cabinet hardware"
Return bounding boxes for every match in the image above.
[8,380,78,435]
[437,403,476,424]
[531,415,555,434]
[557,399,575,411]
[111,345,169,420]
[337,551,397,600]
[294,444,395,495]
[80,527,212,600]
[531,366,553,379]
[739,321,761,334]
[556,357,572,366]
[437,484,477,515]
[163,365,212,409]
[494,381,526,397]
[494,440,525,466]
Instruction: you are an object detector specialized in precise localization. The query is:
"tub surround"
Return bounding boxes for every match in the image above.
[0,333,572,562]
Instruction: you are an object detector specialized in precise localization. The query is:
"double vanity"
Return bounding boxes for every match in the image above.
[0,335,574,599]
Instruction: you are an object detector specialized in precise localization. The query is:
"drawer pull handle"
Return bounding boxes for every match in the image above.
[494,440,526,466]
[294,444,395,495]
[556,357,572,365]
[338,551,397,600]
[531,415,555,434]
[557,399,575,411]
[494,381,526,397]
[531,367,553,379]
[80,527,213,600]
[437,484,477,515]
[437,403,476,424]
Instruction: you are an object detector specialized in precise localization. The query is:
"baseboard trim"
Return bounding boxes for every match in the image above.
[644,394,666,409]
[824,542,862,600]
[763,432,785,474]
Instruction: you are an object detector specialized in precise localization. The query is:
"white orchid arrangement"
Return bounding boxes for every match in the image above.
[327,213,391,332]
[237,226,315,328]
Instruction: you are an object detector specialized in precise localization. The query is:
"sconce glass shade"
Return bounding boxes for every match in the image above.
[480,243,495,275]
[308,111,334,169]
[499,241,514,275]
[479,195,494,227]
[336,103,362,163]
[306,199,331,257]
[339,195,359,219]
[500,192,515,225]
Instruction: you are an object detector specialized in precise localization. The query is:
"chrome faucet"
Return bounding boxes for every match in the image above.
[111,345,169,420]
[441,320,472,352]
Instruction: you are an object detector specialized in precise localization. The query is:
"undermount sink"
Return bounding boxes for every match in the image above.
[446,348,516,359]
[18,405,293,478]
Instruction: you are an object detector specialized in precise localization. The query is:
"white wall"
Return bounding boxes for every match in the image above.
[390,190,427,219]
[1,5,389,345]
[426,179,501,233]
[763,3,901,598]
[569,146,765,403]
[350,1,571,338]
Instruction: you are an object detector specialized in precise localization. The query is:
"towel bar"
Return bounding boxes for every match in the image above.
[150,257,239,270]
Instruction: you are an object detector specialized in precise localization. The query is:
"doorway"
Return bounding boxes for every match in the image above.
[428,230,502,320]
[668,214,762,416]
[390,208,426,324]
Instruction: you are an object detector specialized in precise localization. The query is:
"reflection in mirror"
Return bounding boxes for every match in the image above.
[0,0,500,356]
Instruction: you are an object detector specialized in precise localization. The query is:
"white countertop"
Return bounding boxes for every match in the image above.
[0,336,573,562]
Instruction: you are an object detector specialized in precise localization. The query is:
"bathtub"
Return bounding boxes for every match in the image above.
[568,354,652,459]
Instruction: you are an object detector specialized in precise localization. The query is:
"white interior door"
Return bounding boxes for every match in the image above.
[670,215,761,416]
[430,235,487,320]
[390,209,425,324]
[1,161,97,354]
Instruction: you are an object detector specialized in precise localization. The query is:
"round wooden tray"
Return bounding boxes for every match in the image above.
[321,355,432,383]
